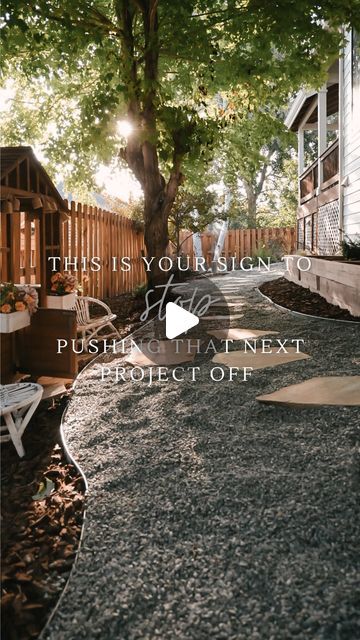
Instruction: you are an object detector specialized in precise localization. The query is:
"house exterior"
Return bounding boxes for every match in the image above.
[285,29,360,255]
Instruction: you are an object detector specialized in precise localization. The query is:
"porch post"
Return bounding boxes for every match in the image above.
[298,128,304,175]
[338,49,344,238]
[317,85,327,190]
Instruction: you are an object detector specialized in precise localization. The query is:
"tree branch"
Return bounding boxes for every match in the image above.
[255,142,277,196]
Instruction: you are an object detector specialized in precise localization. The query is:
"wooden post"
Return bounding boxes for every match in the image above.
[39,209,47,307]
[298,128,304,176]
[318,85,327,189]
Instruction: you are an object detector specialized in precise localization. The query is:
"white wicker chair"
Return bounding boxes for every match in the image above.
[0,383,43,457]
[74,296,121,351]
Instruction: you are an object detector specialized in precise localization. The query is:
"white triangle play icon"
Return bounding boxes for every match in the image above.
[165,302,199,339]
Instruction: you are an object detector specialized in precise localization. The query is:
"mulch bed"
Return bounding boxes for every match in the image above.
[1,398,85,640]
[95,292,146,338]
[259,277,360,322]
[1,292,146,640]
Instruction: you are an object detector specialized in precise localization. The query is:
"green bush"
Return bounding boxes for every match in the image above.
[252,238,286,263]
[341,235,360,261]
[133,282,147,298]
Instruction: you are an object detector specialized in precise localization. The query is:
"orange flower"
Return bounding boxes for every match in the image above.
[24,294,34,303]
[15,302,26,311]
[65,285,72,292]
[1,304,12,313]
[51,284,57,291]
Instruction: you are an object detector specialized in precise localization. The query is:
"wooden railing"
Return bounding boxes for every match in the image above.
[299,139,339,205]
[300,158,318,202]
[321,139,339,189]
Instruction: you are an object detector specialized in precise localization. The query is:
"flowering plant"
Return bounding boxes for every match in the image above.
[0,283,38,315]
[50,272,78,296]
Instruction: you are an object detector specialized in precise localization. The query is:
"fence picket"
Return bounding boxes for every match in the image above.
[179,226,295,268]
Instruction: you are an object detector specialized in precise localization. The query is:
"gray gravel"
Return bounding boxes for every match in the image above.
[44,268,360,640]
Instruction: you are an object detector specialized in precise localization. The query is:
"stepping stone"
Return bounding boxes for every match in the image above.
[201,314,244,321]
[220,290,242,294]
[208,328,279,340]
[211,302,241,307]
[126,340,195,366]
[257,376,360,406]
[213,347,311,370]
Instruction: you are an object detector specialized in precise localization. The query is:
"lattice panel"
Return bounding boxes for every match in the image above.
[297,218,304,250]
[317,200,340,255]
[305,216,312,251]
[312,212,318,252]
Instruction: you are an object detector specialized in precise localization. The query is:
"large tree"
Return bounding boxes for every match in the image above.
[220,109,295,227]
[2,1,360,288]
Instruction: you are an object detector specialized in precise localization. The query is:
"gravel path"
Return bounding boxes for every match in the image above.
[44,268,360,640]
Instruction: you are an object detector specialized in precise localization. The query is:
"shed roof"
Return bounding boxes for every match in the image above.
[0,146,68,213]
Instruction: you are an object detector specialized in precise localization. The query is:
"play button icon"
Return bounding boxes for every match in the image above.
[165,302,199,339]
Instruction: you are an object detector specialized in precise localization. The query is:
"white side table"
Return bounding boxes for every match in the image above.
[0,383,43,457]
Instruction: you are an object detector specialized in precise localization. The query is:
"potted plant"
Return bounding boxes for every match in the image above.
[46,272,78,309]
[0,283,38,333]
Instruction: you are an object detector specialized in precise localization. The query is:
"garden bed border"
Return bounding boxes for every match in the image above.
[284,255,360,317]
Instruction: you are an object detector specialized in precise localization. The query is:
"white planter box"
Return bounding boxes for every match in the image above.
[46,292,76,310]
[0,310,30,333]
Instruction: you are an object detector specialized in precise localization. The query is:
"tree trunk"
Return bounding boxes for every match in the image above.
[117,0,183,297]
[143,191,169,291]
[243,180,257,228]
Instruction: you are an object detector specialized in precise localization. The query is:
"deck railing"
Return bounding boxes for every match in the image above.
[297,139,340,255]
[299,139,339,205]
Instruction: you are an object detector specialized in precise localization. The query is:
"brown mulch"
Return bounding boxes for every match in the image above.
[259,277,360,322]
[1,397,85,640]
[1,292,146,640]
[103,292,146,335]
[89,291,146,340]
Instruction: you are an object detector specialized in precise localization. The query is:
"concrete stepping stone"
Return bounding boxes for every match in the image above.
[213,347,311,370]
[208,328,279,340]
[211,302,241,307]
[126,340,195,366]
[257,376,360,406]
[201,314,244,321]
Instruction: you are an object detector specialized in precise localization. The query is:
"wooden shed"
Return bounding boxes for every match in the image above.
[0,146,69,304]
[1,147,77,383]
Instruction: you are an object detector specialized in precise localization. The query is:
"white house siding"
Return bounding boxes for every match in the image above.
[342,32,360,238]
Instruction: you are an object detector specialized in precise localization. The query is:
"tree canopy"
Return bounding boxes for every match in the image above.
[1,1,360,285]
[217,107,296,227]
[2,0,359,189]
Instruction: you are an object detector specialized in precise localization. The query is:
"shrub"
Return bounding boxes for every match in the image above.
[252,238,286,263]
[342,234,360,261]
[133,283,148,298]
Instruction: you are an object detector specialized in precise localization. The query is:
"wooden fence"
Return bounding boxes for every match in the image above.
[8,206,295,299]
[10,201,146,298]
[179,226,296,268]
[61,200,145,298]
